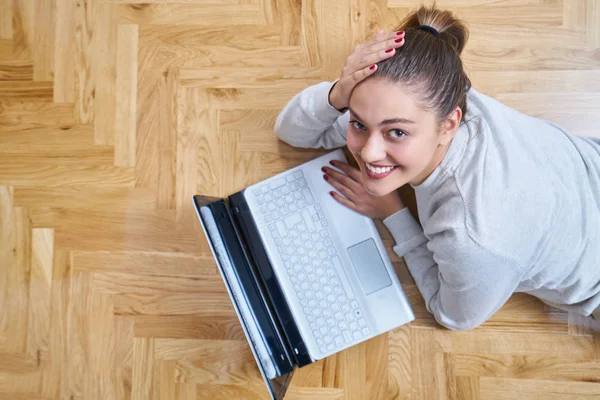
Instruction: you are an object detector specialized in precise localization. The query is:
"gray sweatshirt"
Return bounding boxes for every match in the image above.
[274,81,600,330]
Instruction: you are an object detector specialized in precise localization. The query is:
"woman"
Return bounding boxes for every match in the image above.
[274,5,600,330]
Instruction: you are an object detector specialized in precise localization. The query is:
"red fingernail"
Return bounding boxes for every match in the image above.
[385,48,393,53]
[329,160,335,166]
[323,175,329,181]
[396,31,404,36]
[370,64,376,70]
[330,191,335,197]
[321,167,326,173]
[395,37,404,43]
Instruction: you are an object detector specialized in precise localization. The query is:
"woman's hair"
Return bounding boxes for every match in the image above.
[372,4,471,124]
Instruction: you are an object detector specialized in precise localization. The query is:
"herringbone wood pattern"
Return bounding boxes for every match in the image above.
[1,0,600,399]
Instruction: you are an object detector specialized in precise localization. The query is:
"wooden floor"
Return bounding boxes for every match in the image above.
[1,0,600,399]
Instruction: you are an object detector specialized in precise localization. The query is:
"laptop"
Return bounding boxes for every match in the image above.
[193,148,414,399]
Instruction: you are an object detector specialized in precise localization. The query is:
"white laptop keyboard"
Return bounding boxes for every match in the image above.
[251,170,371,355]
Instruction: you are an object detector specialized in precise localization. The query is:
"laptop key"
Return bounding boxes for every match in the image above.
[343,330,352,343]
[269,178,286,190]
[275,221,287,237]
[331,256,355,299]
[302,188,314,204]
[334,336,344,347]
[301,209,316,232]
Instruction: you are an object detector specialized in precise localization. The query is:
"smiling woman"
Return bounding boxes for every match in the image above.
[274,4,600,331]
[347,79,454,195]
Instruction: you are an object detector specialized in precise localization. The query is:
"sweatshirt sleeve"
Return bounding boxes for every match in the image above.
[383,208,526,331]
[274,81,350,149]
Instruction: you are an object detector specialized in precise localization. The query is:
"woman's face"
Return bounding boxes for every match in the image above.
[346,78,460,196]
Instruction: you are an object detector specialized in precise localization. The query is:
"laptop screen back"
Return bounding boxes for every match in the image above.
[193,196,294,399]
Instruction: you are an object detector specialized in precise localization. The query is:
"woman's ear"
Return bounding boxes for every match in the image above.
[440,107,462,146]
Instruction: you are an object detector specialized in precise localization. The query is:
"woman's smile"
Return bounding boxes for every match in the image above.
[364,162,399,179]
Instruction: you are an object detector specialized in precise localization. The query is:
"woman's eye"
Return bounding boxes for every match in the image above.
[389,129,407,138]
[350,120,366,131]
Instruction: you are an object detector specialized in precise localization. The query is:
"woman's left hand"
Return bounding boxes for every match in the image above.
[322,160,406,219]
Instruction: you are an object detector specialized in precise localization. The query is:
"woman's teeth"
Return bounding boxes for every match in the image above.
[366,163,395,174]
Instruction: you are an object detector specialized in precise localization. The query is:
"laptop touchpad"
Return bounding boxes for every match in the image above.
[347,239,392,295]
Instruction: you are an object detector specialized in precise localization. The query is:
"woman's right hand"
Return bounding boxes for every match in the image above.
[329,29,406,111]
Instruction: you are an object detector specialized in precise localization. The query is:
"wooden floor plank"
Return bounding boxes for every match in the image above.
[1,0,599,398]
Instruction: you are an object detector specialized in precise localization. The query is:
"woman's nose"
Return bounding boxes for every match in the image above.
[360,136,386,161]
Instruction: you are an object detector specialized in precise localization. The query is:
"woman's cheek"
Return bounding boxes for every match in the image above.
[346,129,362,154]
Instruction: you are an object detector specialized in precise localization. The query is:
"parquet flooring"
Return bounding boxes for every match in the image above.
[1,0,600,399]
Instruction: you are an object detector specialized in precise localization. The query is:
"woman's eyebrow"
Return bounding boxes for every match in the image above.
[349,107,415,126]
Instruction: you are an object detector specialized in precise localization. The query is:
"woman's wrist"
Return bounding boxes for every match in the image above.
[328,82,347,112]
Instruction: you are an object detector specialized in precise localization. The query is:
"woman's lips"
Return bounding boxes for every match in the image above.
[364,162,399,179]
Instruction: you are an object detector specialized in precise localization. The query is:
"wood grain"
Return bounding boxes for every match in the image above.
[1,0,599,399]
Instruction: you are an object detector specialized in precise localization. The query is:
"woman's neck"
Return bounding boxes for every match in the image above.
[409,141,452,186]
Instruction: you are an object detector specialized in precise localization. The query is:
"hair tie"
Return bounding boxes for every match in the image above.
[417,25,440,38]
